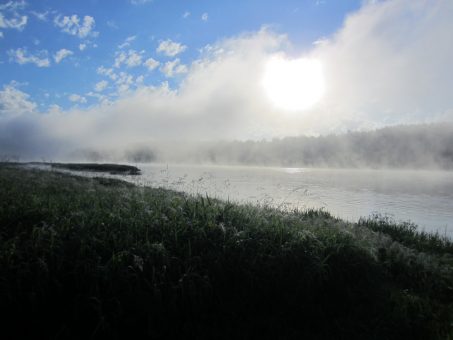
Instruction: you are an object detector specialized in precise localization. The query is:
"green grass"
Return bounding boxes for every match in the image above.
[0,165,452,339]
[358,215,453,255]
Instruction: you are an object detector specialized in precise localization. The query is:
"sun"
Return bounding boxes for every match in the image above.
[262,55,325,111]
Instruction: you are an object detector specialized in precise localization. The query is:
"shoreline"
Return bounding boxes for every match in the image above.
[0,164,452,339]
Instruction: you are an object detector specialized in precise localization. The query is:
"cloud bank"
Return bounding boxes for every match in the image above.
[1,0,453,160]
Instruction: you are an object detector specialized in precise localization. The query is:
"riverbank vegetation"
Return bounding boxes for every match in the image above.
[0,165,452,339]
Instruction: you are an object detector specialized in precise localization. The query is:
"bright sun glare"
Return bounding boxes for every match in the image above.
[262,56,325,111]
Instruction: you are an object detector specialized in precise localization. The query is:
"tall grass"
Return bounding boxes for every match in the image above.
[0,165,452,339]
[358,214,453,255]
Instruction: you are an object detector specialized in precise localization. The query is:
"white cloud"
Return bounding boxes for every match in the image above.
[4,1,453,159]
[106,20,118,29]
[79,43,86,51]
[31,11,48,22]
[115,72,134,93]
[201,13,208,21]
[135,75,144,85]
[160,59,188,78]
[182,11,190,19]
[156,39,187,57]
[0,82,36,118]
[0,32,3,38]
[5,29,289,150]
[48,104,62,114]
[130,0,152,4]
[94,80,108,92]
[125,52,142,67]
[54,14,97,39]
[312,37,328,46]
[0,0,27,31]
[114,52,126,68]
[0,1,26,11]
[97,66,117,80]
[54,49,73,63]
[308,0,453,130]
[8,48,50,67]
[0,12,27,30]
[118,35,136,49]
[68,94,87,104]
[114,49,143,68]
[144,57,159,71]
[86,91,111,106]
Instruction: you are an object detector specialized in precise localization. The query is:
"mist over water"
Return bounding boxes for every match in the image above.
[21,123,451,171]
[16,122,453,238]
[54,163,453,237]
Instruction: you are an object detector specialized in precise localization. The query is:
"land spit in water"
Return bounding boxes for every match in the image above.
[28,162,141,175]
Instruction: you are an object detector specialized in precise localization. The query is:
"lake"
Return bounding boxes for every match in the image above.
[117,164,453,237]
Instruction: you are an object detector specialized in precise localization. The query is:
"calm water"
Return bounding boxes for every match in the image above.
[117,164,453,237]
[35,163,453,237]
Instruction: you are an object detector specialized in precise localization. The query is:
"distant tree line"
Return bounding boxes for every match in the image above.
[70,123,453,170]
[181,123,453,170]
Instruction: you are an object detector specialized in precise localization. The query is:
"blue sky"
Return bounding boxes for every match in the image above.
[0,0,361,111]
[1,0,452,159]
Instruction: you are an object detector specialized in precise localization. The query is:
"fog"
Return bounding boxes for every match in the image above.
[1,0,453,166]
[44,123,449,171]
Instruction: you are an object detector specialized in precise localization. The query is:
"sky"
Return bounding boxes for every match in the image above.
[1,0,453,159]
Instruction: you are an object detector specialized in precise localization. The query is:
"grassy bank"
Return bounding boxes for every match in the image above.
[0,165,452,339]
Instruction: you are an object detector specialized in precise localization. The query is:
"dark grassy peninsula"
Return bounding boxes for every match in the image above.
[0,165,452,339]
[48,162,141,175]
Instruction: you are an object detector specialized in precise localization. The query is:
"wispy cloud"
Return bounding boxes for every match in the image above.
[182,11,190,19]
[68,93,87,104]
[135,75,144,85]
[144,58,159,71]
[129,0,152,5]
[160,58,187,77]
[53,49,73,63]
[97,66,117,80]
[114,49,144,68]
[312,37,328,46]
[201,13,208,21]
[0,1,27,11]
[31,10,48,22]
[0,0,28,31]
[156,39,187,57]
[0,82,36,118]
[114,72,134,94]
[54,14,98,38]
[118,35,136,49]
[0,12,27,30]
[106,20,118,29]
[94,80,108,92]
[79,43,86,51]
[8,48,50,67]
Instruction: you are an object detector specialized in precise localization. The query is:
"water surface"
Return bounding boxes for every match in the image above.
[125,164,453,237]
[32,163,453,237]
